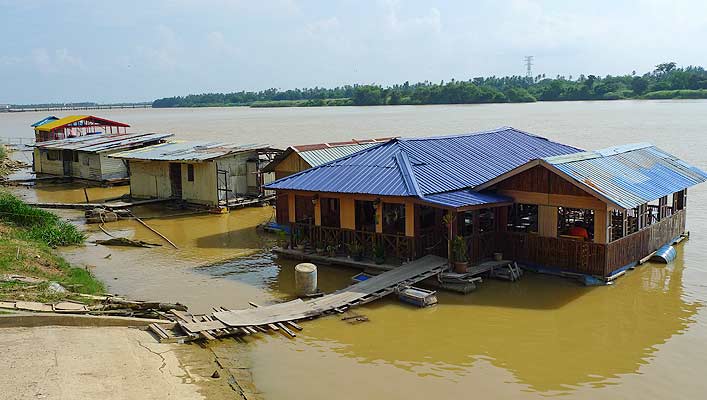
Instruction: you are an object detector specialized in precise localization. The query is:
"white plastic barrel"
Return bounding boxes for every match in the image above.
[294,263,318,296]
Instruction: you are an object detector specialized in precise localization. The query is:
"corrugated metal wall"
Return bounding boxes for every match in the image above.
[181,161,218,205]
[129,161,172,199]
[99,153,129,180]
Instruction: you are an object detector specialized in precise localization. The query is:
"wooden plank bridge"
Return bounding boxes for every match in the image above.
[25,198,171,210]
[160,255,448,342]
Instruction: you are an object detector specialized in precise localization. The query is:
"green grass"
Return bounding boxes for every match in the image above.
[642,89,707,99]
[0,192,85,247]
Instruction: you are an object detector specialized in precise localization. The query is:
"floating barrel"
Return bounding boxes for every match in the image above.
[294,263,318,296]
[650,245,677,263]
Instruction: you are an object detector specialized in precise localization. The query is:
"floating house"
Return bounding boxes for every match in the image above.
[33,115,130,142]
[33,132,173,183]
[266,127,706,279]
[110,141,282,207]
[263,138,395,180]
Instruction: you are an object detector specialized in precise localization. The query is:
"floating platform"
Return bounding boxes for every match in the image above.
[25,198,170,210]
[396,286,438,308]
[167,255,448,341]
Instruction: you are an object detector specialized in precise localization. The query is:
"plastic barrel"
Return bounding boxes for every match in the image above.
[294,263,318,296]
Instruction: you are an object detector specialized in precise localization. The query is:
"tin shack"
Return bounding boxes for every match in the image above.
[110,141,282,208]
[33,132,173,183]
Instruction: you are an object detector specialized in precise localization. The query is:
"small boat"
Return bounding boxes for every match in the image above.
[650,244,677,263]
[396,286,438,308]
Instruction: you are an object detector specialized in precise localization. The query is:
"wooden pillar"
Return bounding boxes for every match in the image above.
[287,193,296,223]
[538,205,558,237]
[594,207,608,244]
[314,198,322,226]
[375,201,383,233]
[471,210,480,235]
[340,196,355,230]
[405,201,415,237]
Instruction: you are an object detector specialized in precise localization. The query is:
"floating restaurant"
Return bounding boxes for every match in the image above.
[110,141,282,208]
[32,115,130,142]
[266,127,707,281]
[32,132,173,183]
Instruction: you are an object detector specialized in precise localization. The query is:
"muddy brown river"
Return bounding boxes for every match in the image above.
[4,101,707,399]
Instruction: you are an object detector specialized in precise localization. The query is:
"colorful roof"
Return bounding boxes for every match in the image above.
[543,143,707,209]
[266,127,582,201]
[30,116,58,128]
[35,115,130,132]
[34,133,173,153]
[262,138,394,172]
[110,140,277,161]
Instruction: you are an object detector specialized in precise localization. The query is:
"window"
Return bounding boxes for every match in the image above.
[355,200,376,232]
[508,204,538,233]
[382,203,405,235]
[72,151,79,162]
[187,164,195,182]
[46,150,60,161]
[478,208,495,233]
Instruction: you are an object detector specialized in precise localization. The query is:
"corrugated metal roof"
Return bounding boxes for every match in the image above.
[422,189,512,208]
[34,133,173,153]
[266,127,582,197]
[35,115,130,132]
[110,140,274,161]
[544,143,707,209]
[298,143,383,166]
[31,116,58,128]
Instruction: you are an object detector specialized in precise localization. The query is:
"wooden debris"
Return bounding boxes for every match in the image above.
[133,215,179,249]
[94,237,162,248]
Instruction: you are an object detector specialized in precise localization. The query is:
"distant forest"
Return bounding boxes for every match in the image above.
[152,62,707,108]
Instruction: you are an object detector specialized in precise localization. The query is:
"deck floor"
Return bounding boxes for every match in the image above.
[183,255,448,333]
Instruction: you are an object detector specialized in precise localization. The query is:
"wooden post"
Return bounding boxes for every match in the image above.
[288,193,296,223]
[375,201,383,234]
[593,207,608,244]
[538,205,558,237]
[496,206,508,232]
[405,201,415,237]
[314,198,321,226]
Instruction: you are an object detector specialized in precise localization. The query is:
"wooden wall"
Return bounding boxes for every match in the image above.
[496,165,592,197]
[274,153,311,180]
[129,161,172,199]
[181,161,218,205]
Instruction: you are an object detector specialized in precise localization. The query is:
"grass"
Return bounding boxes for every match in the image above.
[0,192,85,247]
[0,191,103,304]
[642,89,707,99]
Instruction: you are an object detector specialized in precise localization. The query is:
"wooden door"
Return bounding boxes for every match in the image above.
[169,163,182,199]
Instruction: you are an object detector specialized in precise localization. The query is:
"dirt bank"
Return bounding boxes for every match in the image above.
[0,326,239,400]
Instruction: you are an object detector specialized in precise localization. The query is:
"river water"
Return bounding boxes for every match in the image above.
[3,101,707,399]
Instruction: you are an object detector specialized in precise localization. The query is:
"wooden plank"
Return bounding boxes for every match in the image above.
[276,322,296,338]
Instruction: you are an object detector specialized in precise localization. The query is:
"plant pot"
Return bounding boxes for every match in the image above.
[493,252,503,261]
[453,261,469,273]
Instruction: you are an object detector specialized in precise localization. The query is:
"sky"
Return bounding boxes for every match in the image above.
[1,0,706,104]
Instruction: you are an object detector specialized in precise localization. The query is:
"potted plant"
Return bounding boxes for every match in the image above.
[373,243,385,265]
[276,230,289,249]
[326,244,337,258]
[347,242,363,261]
[452,235,469,273]
[294,230,306,251]
[315,240,325,255]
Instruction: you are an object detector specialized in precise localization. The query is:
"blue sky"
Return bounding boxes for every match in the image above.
[1,0,706,103]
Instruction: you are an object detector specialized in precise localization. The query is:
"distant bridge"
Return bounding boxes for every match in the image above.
[3,104,152,113]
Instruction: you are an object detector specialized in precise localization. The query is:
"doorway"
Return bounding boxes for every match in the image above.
[169,163,182,199]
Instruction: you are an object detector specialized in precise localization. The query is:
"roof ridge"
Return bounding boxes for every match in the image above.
[399,126,534,142]
[394,151,422,197]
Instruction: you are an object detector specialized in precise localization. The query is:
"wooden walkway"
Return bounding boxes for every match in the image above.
[175,255,448,339]
[26,198,170,210]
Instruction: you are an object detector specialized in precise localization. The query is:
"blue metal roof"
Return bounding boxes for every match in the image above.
[31,116,58,128]
[544,143,707,209]
[422,189,512,208]
[266,127,582,197]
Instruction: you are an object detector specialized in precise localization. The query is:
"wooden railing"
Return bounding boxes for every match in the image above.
[606,209,685,273]
[290,223,416,262]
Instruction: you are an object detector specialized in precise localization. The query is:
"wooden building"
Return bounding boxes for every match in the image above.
[33,115,130,142]
[266,128,706,278]
[110,141,282,207]
[263,138,394,180]
[32,133,173,183]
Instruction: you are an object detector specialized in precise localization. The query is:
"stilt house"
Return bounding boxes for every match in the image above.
[110,141,282,207]
[265,127,707,277]
[32,132,173,182]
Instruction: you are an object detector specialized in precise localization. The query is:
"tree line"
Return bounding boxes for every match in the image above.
[152,62,707,108]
